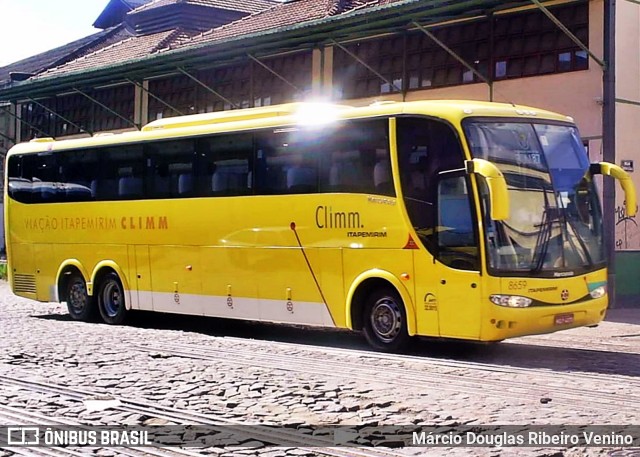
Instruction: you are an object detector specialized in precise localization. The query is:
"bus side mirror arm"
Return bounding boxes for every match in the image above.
[465,158,510,221]
[590,162,637,217]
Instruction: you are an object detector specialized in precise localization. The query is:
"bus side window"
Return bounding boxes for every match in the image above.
[7,155,35,203]
[438,177,475,247]
[210,160,250,196]
[436,176,478,270]
[93,177,119,200]
[255,129,318,195]
[145,139,195,199]
[177,171,194,196]
[99,144,144,200]
[58,149,95,202]
[319,119,392,196]
[153,163,171,197]
[326,150,367,192]
[287,165,317,193]
[200,133,252,197]
[118,168,144,198]
[32,154,59,203]
[355,147,376,193]
[253,149,268,192]
[373,157,393,195]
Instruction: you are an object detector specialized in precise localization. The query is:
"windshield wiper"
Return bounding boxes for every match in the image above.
[530,190,561,273]
[563,215,594,267]
[530,213,552,273]
[530,203,594,273]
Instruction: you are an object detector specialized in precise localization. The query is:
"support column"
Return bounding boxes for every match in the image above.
[141,80,150,125]
[134,81,145,127]
[0,104,14,152]
[603,0,617,305]
[14,103,21,143]
[323,45,334,100]
[311,48,323,98]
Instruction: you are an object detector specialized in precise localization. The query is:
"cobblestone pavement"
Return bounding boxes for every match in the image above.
[1,281,639,457]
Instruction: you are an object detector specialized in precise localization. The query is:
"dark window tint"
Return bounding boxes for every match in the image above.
[101,144,145,200]
[145,139,196,198]
[254,119,393,197]
[254,128,319,195]
[7,118,394,204]
[8,152,95,204]
[58,149,99,201]
[199,134,252,196]
[397,117,477,270]
[321,119,393,196]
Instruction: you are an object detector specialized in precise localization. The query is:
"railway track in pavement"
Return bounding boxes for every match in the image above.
[0,373,414,457]
[134,337,640,416]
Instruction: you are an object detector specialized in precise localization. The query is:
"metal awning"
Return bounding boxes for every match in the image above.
[73,88,139,130]
[0,0,594,101]
[0,105,52,138]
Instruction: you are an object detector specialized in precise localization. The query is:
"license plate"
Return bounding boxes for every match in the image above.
[554,313,574,325]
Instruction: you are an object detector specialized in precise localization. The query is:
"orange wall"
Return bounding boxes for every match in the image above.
[615,0,640,250]
[340,1,606,141]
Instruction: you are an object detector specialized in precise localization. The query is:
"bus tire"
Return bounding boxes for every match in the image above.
[66,273,97,322]
[97,272,127,325]
[362,287,410,352]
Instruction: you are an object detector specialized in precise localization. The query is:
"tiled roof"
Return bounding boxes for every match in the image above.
[75,28,136,57]
[34,29,190,79]
[2,0,410,89]
[130,0,278,15]
[0,27,121,88]
[172,0,384,48]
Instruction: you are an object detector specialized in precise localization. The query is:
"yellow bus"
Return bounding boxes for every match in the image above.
[4,101,637,351]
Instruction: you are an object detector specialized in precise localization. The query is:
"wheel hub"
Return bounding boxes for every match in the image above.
[69,281,87,311]
[102,282,122,317]
[371,298,401,342]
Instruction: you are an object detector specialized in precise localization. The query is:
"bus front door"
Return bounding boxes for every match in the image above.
[435,264,482,339]
[433,176,482,339]
[413,257,481,339]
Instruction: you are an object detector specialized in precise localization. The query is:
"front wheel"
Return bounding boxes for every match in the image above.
[97,273,127,325]
[362,287,410,352]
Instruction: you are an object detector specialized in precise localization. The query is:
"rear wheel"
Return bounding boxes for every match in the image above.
[97,273,127,325]
[65,273,96,321]
[362,287,410,352]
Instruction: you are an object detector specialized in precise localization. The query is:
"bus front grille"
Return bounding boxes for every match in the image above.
[13,274,37,294]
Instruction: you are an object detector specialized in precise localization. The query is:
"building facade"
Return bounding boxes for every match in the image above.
[1,0,638,304]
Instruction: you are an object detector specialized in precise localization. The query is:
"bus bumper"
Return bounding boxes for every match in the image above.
[478,297,608,341]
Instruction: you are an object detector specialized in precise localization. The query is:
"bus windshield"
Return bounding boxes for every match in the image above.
[464,121,604,276]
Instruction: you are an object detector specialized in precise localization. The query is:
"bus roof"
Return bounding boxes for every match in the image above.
[7,100,574,156]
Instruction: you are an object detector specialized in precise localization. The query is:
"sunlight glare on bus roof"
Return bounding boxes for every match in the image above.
[294,102,341,127]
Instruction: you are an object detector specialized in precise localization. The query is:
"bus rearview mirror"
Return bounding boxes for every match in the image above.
[590,162,637,217]
[465,158,510,221]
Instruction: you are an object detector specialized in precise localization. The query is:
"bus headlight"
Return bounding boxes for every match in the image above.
[589,285,607,299]
[490,295,532,308]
